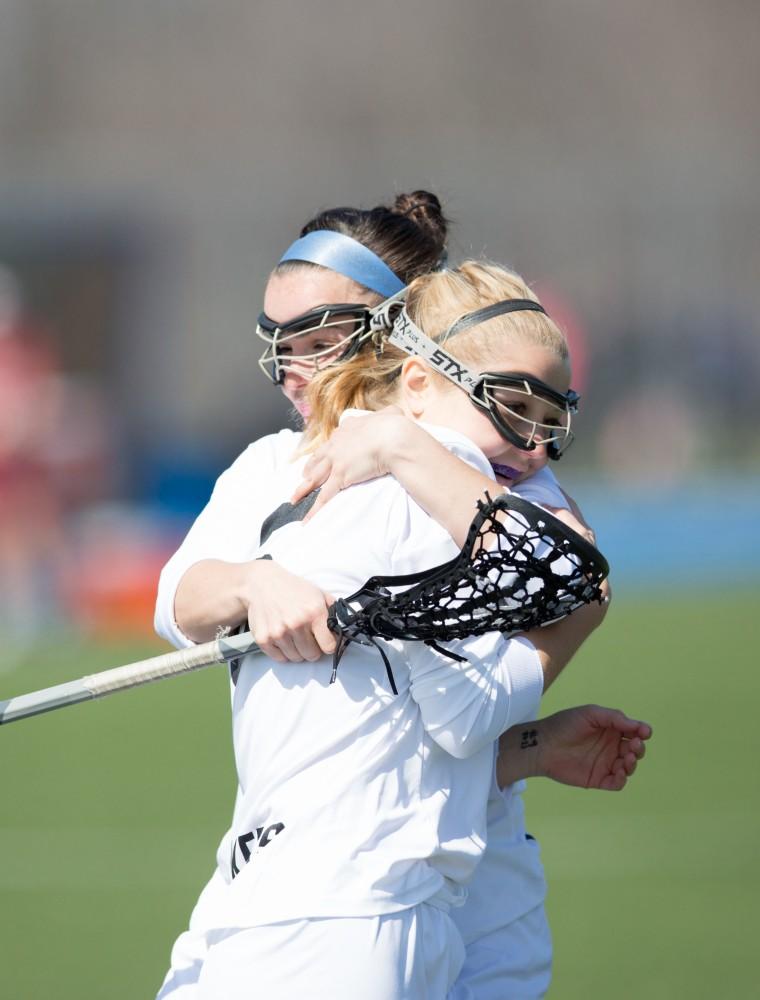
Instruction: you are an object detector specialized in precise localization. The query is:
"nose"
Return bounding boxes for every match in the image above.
[281,368,313,420]
[283,365,310,390]
[281,365,309,399]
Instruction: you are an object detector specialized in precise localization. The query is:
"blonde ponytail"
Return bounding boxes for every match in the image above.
[302,344,407,449]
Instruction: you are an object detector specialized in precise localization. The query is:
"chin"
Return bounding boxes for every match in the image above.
[287,396,310,420]
[490,461,525,484]
[494,472,515,486]
[287,406,307,430]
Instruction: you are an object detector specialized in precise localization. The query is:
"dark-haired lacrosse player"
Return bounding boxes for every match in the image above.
[154,227,640,996]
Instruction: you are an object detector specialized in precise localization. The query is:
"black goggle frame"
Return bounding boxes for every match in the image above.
[471,372,579,459]
[256,303,376,385]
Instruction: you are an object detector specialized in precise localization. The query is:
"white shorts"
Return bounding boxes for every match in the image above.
[449,903,552,1000]
[189,905,464,1000]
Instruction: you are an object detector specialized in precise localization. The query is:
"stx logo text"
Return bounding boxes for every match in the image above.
[429,349,477,388]
[230,821,285,879]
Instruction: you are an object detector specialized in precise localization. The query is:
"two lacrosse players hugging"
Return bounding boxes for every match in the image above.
[154,193,650,1000]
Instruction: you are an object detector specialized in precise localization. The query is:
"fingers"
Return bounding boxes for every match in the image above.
[548,507,596,545]
[253,624,321,663]
[578,522,597,546]
[623,737,645,761]
[621,749,639,776]
[586,706,653,740]
[312,615,338,655]
[291,476,316,506]
[600,736,649,791]
[599,753,635,792]
[302,479,341,523]
[558,489,588,527]
[608,711,647,736]
[617,736,646,776]
[618,718,652,742]
[600,772,628,792]
[293,451,348,522]
[555,491,597,545]
[250,599,337,663]
[295,592,338,656]
[293,468,343,523]
[255,623,332,663]
[292,455,331,505]
[631,736,647,757]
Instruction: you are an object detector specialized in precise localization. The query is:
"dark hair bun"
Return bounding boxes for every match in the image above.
[392,190,448,254]
[293,190,450,285]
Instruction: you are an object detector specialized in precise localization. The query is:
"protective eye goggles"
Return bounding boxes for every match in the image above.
[474,373,578,458]
[256,303,376,385]
[376,298,579,460]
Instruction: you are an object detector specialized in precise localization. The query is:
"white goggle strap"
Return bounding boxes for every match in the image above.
[385,307,481,396]
[366,288,409,339]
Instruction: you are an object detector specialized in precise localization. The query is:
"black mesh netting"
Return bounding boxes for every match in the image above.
[327,492,609,690]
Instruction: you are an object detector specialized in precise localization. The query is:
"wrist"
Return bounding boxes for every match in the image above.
[497,722,543,786]
[373,414,418,474]
[236,558,273,617]
[516,724,543,779]
[382,417,447,482]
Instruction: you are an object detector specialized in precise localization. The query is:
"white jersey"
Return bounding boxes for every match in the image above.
[200,424,543,929]
[154,421,568,996]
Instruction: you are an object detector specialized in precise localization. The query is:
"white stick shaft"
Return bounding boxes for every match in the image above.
[0,630,260,725]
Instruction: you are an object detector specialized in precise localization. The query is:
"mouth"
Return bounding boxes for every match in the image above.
[288,393,310,420]
[490,462,524,482]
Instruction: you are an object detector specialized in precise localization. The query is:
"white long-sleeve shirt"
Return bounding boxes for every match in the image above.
[154,420,568,986]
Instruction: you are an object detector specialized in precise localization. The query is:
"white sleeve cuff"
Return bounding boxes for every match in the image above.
[501,635,544,728]
[156,610,197,650]
[154,562,200,649]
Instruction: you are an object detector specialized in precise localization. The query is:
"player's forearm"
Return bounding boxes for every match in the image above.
[380,419,496,547]
[518,583,610,690]
[173,559,252,643]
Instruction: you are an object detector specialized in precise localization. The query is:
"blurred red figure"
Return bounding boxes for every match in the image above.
[0,268,66,664]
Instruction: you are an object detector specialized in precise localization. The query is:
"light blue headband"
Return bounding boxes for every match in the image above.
[278,230,405,298]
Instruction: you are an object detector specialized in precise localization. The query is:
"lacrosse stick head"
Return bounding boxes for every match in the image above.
[329,492,609,650]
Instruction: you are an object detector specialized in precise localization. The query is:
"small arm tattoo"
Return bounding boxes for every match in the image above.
[520,729,539,749]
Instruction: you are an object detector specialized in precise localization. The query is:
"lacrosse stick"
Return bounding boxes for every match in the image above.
[0,493,608,725]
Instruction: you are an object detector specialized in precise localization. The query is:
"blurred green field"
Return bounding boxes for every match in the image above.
[1,592,758,999]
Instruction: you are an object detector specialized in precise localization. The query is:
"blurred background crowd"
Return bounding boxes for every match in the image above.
[0,0,758,655]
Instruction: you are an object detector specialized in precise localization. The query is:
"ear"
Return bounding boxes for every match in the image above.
[398,356,434,418]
